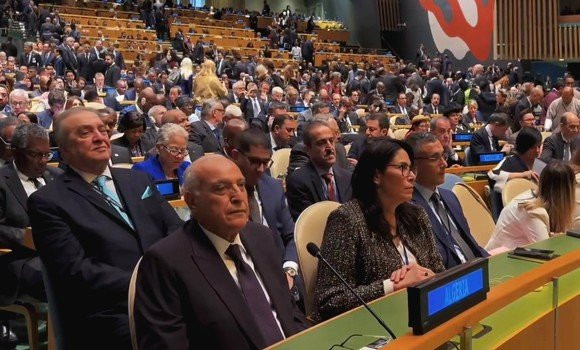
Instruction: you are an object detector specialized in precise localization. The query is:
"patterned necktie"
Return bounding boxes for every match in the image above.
[92,175,134,229]
[253,98,260,118]
[430,192,475,260]
[247,187,262,223]
[225,244,284,346]
[29,177,42,190]
[321,173,337,201]
[564,142,571,162]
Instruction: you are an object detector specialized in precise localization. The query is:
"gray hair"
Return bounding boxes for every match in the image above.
[9,89,29,103]
[0,117,20,138]
[272,86,284,95]
[156,123,188,146]
[200,100,221,120]
[430,116,449,131]
[406,132,439,155]
[232,80,245,89]
[148,105,166,119]
[54,107,100,147]
[11,123,49,149]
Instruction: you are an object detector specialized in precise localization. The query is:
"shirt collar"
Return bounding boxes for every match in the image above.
[13,161,37,181]
[69,165,112,184]
[200,224,244,258]
[315,164,334,177]
[135,104,143,115]
[485,124,493,138]
[269,133,278,148]
[204,120,216,131]
[414,182,439,203]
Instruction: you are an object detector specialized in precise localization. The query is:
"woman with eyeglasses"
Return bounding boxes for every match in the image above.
[313,138,445,321]
[132,124,191,185]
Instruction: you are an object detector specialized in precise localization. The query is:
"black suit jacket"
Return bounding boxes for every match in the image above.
[411,188,488,269]
[286,161,352,221]
[513,97,532,131]
[134,220,308,349]
[468,127,499,165]
[40,52,55,67]
[189,120,224,154]
[540,132,576,163]
[110,144,133,164]
[28,167,183,349]
[77,52,97,80]
[423,103,442,115]
[18,52,41,67]
[0,164,62,305]
[105,64,121,88]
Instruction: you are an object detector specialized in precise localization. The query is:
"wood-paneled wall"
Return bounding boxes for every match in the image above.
[377,0,402,31]
[495,0,580,60]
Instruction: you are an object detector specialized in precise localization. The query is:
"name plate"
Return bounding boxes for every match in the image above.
[408,258,489,334]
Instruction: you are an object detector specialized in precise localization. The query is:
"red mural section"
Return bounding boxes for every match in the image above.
[418,0,495,61]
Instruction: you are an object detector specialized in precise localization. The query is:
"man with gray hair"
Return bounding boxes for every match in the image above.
[189,100,226,153]
[59,36,79,74]
[0,123,62,309]
[544,86,580,132]
[6,89,29,117]
[228,80,247,104]
[17,42,41,67]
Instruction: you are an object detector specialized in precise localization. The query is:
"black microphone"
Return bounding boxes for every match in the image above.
[306,242,397,340]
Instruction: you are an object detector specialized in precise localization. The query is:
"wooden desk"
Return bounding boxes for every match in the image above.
[314,28,350,43]
[445,165,495,174]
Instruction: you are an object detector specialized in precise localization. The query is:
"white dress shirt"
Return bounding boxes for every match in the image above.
[382,239,417,294]
[200,225,286,338]
[70,166,120,202]
[14,162,46,197]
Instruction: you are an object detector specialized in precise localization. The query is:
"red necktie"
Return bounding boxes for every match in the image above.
[322,173,337,201]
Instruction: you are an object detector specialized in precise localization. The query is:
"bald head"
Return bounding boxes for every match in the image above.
[530,87,544,104]
[562,86,575,105]
[139,87,157,113]
[223,118,248,150]
[162,109,190,132]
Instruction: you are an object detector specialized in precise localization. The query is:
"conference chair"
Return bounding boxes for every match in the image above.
[452,183,495,247]
[270,148,292,180]
[440,173,465,191]
[392,128,409,140]
[294,201,341,317]
[389,115,398,126]
[128,258,143,350]
[464,147,473,166]
[541,131,552,141]
[502,178,538,207]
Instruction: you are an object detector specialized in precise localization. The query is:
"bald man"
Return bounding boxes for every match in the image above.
[514,86,544,131]
[120,87,158,129]
[540,112,579,163]
[134,155,308,349]
[223,117,248,157]
[545,86,580,132]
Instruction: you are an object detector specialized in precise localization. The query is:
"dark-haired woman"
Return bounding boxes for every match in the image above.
[112,111,151,157]
[313,138,445,321]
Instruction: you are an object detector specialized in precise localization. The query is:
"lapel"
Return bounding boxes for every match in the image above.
[63,168,135,233]
[110,167,143,234]
[2,165,28,212]
[439,190,481,257]
[202,121,223,151]
[332,165,349,203]
[306,162,324,201]
[187,221,266,349]
[256,176,275,228]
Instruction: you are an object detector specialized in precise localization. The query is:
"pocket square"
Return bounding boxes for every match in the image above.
[141,186,154,200]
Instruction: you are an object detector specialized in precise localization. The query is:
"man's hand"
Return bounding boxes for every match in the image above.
[286,273,295,289]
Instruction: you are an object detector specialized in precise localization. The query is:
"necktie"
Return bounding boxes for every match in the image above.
[253,98,260,118]
[434,106,438,114]
[430,193,475,260]
[212,128,222,145]
[564,142,571,162]
[29,177,42,190]
[322,173,337,201]
[92,175,134,230]
[247,187,262,223]
[225,244,284,346]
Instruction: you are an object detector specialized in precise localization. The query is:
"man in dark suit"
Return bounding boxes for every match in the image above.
[347,112,390,160]
[269,114,296,151]
[423,70,449,107]
[28,108,183,349]
[58,37,79,75]
[134,155,308,349]
[104,80,130,111]
[189,101,226,154]
[286,121,353,221]
[0,124,62,346]
[513,87,544,131]
[392,93,411,123]
[423,93,443,115]
[242,83,267,124]
[110,47,125,70]
[430,115,463,167]
[468,113,512,165]
[230,129,298,283]
[540,112,579,163]
[301,38,314,64]
[39,42,55,68]
[104,53,121,88]
[77,42,97,81]
[95,107,135,166]
[227,80,247,104]
[408,132,488,268]
[17,42,41,68]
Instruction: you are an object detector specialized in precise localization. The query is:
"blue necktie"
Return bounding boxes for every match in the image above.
[93,175,134,230]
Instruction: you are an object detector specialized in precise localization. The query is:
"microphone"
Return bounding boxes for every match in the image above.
[306,242,397,340]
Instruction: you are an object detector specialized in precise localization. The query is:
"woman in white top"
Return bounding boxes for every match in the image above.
[486,161,575,251]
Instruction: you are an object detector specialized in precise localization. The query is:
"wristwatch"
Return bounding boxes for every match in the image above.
[284,267,298,278]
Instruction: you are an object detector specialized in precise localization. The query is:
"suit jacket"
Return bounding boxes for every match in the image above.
[0,164,62,305]
[243,97,267,126]
[287,142,351,175]
[189,120,224,154]
[77,52,97,81]
[40,52,55,67]
[105,64,121,88]
[286,161,352,221]
[110,144,133,164]
[37,109,55,129]
[469,127,500,165]
[58,44,78,73]
[256,175,297,264]
[132,155,190,185]
[111,50,125,70]
[134,220,308,349]
[313,200,445,321]
[423,103,443,115]
[540,132,576,163]
[18,52,41,67]
[28,167,183,349]
[411,188,488,269]
[112,134,155,158]
[461,111,485,130]
[424,78,449,106]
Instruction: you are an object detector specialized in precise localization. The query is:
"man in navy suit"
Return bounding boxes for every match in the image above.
[189,100,226,154]
[407,132,488,268]
[230,129,298,286]
[468,113,513,165]
[134,155,307,349]
[28,107,183,349]
[286,121,352,221]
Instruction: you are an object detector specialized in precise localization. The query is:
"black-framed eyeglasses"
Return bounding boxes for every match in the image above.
[415,153,448,163]
[241,152,273,169]
[160,144,188,157]
[23,150,53,160]
[0,136,10,147]
[385,163,414,177]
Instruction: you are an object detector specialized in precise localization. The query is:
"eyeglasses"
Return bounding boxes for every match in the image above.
[241,152,273,169]
[160,144,188,157]
[0,136,9,147]
[385,163,414,177]
[415,154,449,163]
[23,150,53,160]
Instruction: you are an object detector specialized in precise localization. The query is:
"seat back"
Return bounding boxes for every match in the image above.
[452,183,495,247]
[393,128,409,140]
[502,178,538,207]
[128,257,143,350]
[270,148,292,180]
[464,147,472,166]
[40,262,64,350]
[441,173,465,191]
[294,201,341,317]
